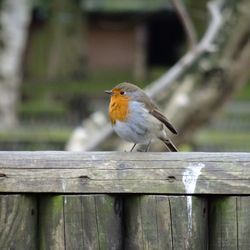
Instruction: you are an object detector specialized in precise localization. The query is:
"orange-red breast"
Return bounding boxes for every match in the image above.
[105,82,178,152]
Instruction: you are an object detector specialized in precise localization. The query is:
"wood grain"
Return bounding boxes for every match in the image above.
[0,152,249,194]
[0,195,37,249]
[39,195,123,250]
[124,195,207,250]
[39,195,65,250]
[209,196,250,250]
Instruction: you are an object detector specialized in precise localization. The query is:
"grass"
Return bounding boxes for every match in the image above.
[19,99,66,117]
[193,80,250,150]
[194,130,250,148]
[235,81,250,101]
[0,126,71,143]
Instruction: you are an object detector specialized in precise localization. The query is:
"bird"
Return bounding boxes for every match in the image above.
[105,82,178,152]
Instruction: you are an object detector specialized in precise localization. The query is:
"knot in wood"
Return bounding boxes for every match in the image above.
[78,175,90,183]
[167,176,176,183]
[0,173,6,178]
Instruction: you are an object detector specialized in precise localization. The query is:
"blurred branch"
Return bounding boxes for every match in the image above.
[168,39,250,148]
[146,0,223,99]
[66,0,225,151]
[66,112,112,151]
[163,0,250,147]
[171,0,198,49]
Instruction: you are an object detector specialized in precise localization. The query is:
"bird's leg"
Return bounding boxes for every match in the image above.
[145,141,151,152]
[130,143,137,152]
[136,142,151,152]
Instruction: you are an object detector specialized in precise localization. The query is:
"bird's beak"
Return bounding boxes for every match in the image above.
[105,90,112,95]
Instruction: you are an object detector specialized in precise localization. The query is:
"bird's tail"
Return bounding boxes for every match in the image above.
[161,138,178,152]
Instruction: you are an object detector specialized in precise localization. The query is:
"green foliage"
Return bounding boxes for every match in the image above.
[235,81,250,100]
[195,130,250,147]
[83,0,172,13]
[19,100,65,117]
[182,0,208,38]
[33,0,50,8]
[0,126,70,143]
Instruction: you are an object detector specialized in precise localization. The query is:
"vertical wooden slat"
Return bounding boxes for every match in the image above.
[39,195,65,250]
[64,195,123,250]
[0,195,37,250]
[39,195,123,250]
[124,195,207,250]
[124,195,172,249]
[209,196,237,249]
[209,196,250,250]
[237,197,250,249]
[170,196,207,249]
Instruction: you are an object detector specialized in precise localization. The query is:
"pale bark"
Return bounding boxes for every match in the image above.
[0,0,32,128]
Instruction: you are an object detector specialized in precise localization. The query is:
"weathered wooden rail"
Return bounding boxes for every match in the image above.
[0,152,250,249]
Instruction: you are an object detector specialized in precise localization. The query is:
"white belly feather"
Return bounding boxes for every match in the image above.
[113,101,163,144]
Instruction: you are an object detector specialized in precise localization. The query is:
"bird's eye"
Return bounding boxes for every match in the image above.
[120,91,125,95]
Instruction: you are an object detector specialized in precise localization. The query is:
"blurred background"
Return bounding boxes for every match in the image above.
[0,0,249,152]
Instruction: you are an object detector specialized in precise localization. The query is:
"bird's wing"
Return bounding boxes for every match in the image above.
[150,108,178,134]
[135,91,178,135]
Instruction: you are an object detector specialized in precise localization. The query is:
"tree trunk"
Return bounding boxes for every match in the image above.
[0,0,32,129]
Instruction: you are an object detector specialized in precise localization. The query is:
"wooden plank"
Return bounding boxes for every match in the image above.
[0,195,37,249]
[39,195,123,250]
[1,151,250,166]
[237,197,250,249]
[209,196,250,250]
[170,196,207,249]
[124,195,207,249]
[39,195,65,250]
[0,152,249,194]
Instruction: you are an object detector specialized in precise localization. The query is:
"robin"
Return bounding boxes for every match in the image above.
[105,82,178,152]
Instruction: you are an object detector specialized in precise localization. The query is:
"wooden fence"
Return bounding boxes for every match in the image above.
[0,151,250,249]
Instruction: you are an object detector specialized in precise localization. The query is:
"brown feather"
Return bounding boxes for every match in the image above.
[161,138,178,152]
[150,109,178,134]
